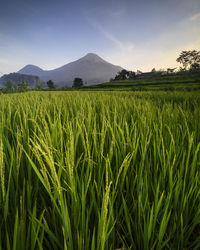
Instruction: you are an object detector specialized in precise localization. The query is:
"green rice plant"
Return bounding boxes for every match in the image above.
[0,91,200,249]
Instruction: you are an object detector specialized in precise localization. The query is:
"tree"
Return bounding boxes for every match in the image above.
[35,84,42,90]
[47,80,55,89]
[22,81,28,91]
[128,71,136,79]
[114,70,135,81]
[176,50,200,70]
[114,70,128,80]
[4,81,13,93]
[190,63,200,71]
[73,78,83,88]
[16,81,28,92]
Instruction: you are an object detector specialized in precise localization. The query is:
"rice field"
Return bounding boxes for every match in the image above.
[0,91,200,249]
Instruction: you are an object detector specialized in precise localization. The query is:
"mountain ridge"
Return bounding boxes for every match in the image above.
[18,53,123,87]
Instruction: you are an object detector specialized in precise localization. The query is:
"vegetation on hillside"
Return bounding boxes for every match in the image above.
[85,50,200,91]
[84,70,200,91]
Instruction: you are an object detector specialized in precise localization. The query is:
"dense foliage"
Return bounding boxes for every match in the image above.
[73,78,84,88]
[47,80,55,89]
[112,69,136,81]
[176,50,200,71]
[0,91,200,249]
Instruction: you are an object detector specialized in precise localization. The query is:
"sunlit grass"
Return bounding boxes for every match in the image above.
[0,91,200,249]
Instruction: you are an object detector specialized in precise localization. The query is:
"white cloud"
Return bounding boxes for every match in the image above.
[190,12,200,21]
[110,15,200,71]
[108,8,126,18]
[100,28,135,51]
[88,19,135,59]
[103,19,200,72]
[92,23,137,69]
[104,47,179,72]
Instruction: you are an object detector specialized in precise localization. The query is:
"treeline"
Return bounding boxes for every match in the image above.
[1,81,29,93]
[0,81,44,93]
[110,49,200,82]
[0,77,84,93]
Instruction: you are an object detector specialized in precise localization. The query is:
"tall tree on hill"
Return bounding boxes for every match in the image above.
[47,80,55,89]
[73,78,83,88]
[176,50,200,70]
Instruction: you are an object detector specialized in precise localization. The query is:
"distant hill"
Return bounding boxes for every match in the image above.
[0,73,44,88]
[18,65,44,76]
[18,53,123,87]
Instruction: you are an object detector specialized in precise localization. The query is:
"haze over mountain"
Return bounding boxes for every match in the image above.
[0,73,44,88]
[18,53,123,87]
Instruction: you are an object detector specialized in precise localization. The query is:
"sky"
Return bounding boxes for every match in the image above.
[0,0,200,75]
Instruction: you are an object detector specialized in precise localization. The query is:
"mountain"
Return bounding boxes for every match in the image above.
[18,65,44,76]
[0,73,44,88]
[18,53,123,87]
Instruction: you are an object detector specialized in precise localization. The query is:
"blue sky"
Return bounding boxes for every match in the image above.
[0,0,200,74]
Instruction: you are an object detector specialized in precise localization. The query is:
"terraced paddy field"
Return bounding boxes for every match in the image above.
[83,72,200,91]
[0,91,200,249]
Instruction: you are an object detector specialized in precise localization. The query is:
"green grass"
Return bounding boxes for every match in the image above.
[0,91,200,249]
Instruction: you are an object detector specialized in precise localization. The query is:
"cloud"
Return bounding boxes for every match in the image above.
[88,18,135,52]
[107,5,127,19]
[100,28,135,51]
[104,21,200,72]
[109,9,125,18]
[190,12,200,21]
[93,23,136,69]
[92,11,200,72]
[87,18,175,71]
